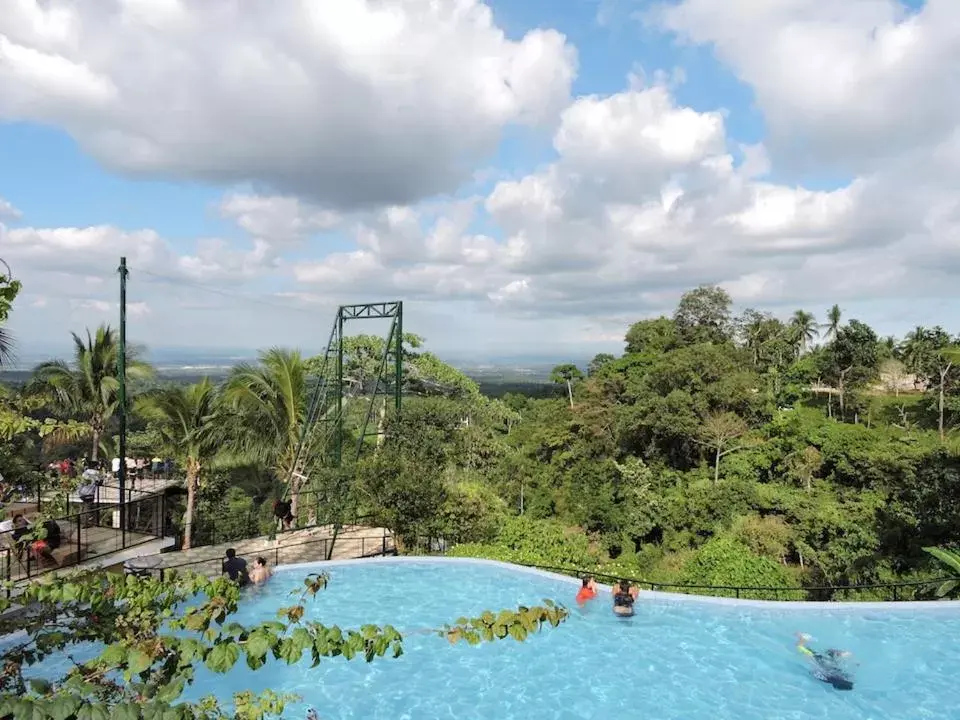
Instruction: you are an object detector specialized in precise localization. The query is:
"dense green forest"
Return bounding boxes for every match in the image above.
[3,279,960,598]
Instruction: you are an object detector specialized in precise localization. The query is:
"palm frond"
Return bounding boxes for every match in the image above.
[0,326,16,367]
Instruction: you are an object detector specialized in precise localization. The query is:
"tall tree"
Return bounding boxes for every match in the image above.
[822,304,842,342]
[673,285,733,345]
[789,309,819,355]
[900,326,931,389]
[29,325,153,460]
[820,319,880,419]
[624,316,678,355]
[587,353,616,376]
[222,348,312,518]
[930,345,960,442]
[550,364,583,408]
[136,379,221,549]
[697,411,749,484]
[0,273,21,367]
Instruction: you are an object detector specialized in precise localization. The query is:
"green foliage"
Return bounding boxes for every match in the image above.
[0,568,568,718]
[438,480,506,544]
[449,516,599,569]
[677,535,796,599]
[26,325,153,460]
[922,546,960,598]
[0,276,21,324]
[15,283,960,617]
[0,275,21,367]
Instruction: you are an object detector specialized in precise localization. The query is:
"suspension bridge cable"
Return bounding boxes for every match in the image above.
[125,264,323,317]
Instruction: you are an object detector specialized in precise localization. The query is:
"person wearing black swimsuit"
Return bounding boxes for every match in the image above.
[795,633,855,690]
[612,580,639,617]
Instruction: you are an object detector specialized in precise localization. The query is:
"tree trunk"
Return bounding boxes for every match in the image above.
[90,425,101,462]
[183,459,199,550]
[714,446,721,485]
[566,380,574,408]
[827,393,833,419]
[838,367,851,421]
[376,398,386,448]
[939,365,950,442]
[290,483,300,526]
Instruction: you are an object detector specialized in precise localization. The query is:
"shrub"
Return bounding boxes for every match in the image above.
[439,480,506,544]
[677,535,798,600]
[449,516,599,569]
[731,514,794,562]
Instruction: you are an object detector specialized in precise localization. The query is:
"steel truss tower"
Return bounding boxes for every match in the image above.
[287,301,403,557]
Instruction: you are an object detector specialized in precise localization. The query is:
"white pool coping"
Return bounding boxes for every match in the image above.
[277,555,960,613]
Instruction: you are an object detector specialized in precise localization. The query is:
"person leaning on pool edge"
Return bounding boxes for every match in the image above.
[612,580,639,616]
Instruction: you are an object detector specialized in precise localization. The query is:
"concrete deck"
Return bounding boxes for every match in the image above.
[126,524,395,577]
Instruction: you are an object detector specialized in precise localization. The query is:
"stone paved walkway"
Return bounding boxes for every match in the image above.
[126,524,394,577]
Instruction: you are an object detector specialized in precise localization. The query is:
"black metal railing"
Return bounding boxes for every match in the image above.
[0,490,168,583]
[127,530,397,580]
[446,559,954,603]
[188,489,372,550]
[118,537,956,603]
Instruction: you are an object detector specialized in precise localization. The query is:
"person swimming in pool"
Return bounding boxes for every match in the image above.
[576,576,598,606]
[795,633,855,690]
[612,580,639,617]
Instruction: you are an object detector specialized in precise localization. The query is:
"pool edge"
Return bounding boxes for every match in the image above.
[275,555,960,612]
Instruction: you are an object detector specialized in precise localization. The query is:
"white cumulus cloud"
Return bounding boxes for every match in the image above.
[0,0,577,208]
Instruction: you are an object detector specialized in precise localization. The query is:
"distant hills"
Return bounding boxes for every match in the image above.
[0,346,579,388]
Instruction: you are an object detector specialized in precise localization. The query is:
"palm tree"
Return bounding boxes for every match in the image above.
[789,310,818,355]
[822,305,842,343]
[550,363,583,408]
[0,272,21,367]
[221,348,312,518]
[29,325,153,461]
[136,379,221,549]
[0,327,14,368]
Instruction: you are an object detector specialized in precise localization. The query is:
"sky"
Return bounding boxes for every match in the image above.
[1,0,960,363]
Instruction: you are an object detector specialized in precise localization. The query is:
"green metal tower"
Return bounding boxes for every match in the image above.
[287,301,403,556]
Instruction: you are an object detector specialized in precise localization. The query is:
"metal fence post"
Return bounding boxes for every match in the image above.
[76,514,82,564]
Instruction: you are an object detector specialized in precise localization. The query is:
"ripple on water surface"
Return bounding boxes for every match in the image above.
[23,559,960,719]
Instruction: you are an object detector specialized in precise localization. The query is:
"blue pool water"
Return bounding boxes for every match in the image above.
[18,558,960,718]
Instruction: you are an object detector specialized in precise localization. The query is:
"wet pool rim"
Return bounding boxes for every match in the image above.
[275,555,960,613]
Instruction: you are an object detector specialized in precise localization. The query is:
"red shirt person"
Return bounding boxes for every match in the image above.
[575,576,598,605]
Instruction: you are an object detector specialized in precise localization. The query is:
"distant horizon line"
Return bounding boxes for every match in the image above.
[0,344,601,372]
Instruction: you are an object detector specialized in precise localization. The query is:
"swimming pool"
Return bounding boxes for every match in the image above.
[20,557,960,718]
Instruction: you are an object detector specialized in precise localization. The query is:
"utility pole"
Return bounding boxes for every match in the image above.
[395,302,403,412]
[118,257,128,547]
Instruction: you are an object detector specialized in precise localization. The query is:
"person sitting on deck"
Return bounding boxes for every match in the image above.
[222,548,249,586]
[10,514,32,558]
[26,519,62,566]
